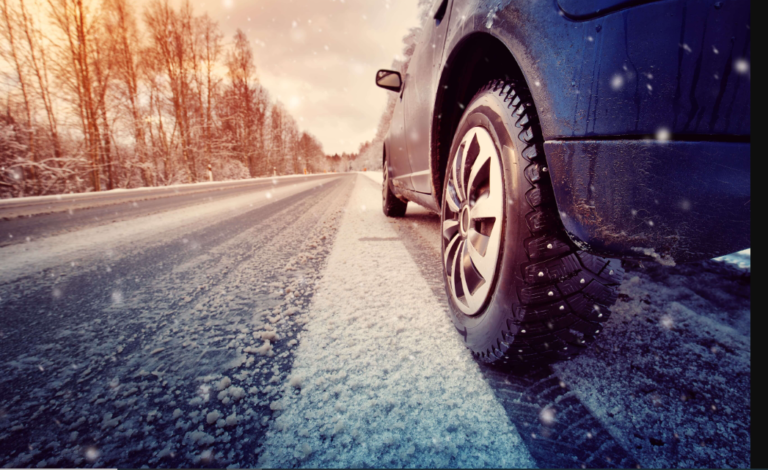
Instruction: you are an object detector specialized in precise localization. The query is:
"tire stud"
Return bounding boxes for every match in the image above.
[548,291,554,296]
[547,243,553,249]
[519,349,523,353]
[538,271,544,277]
[595,330,600,334]
[559,305,565,311]
[521,329,526,333]
[609,269,614,275]
[542,167,548,172]
[563,346,568,350]
[598,313,603,318]
[580,278,585,284]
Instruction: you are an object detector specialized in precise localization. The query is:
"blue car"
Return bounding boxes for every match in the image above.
[375,0,750,365]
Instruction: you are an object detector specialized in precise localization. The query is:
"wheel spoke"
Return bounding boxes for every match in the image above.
[444,232,460,276]
[471,194,497,220]
[468,232,495,280]
[445,181,461,212]
[442,219,459,241]
[467,150,491,200]
[452,240,466,302]
[460,240,484,296]
[467,227,490,257]
[462,132,481,196]
[452,143,465,202]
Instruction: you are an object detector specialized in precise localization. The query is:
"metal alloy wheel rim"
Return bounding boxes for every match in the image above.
[442,126,504,316]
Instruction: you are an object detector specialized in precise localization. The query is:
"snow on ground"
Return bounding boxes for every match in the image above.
[358,170,384,186]
[553,258,750,468]
[0,177,351,468]
[0,172,320,210]
[257,174,535,468]
[0,178,334,284]
[713,249,750,270]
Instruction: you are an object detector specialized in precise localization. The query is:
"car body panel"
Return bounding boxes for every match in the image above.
[404,0,455,193]
[435,0,750,141]
[386,88,414,192]
[557,0,663,20]
[544,140,750,263]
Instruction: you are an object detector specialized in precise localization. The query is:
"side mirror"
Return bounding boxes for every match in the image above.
[375,69,402,92]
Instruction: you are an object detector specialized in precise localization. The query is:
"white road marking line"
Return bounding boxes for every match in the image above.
[258,175,534,468]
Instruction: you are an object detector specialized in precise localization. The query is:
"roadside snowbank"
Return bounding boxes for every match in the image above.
[358,170,384,186]
[257,174,534,468]
[713,248,750,269]
[0,172,319,207]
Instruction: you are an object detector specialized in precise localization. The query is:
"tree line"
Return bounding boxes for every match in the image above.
[0,0,330,198]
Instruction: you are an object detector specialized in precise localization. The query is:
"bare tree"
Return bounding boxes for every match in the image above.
[103,0,152,186]
[268,103,283,175]
[144,0,197,182]
[0,0,335,198]
[1,0,37,192]
[48,0,105,191]
[18,0,62,165]
[198,14,222,169]
[224,29,258,175]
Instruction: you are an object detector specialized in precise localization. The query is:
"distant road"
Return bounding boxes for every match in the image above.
[0,174,338,247]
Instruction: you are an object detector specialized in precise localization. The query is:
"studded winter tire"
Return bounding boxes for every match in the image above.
[440,79,624,366]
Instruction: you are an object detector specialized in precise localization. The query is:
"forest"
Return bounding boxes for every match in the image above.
[0,0,348,198]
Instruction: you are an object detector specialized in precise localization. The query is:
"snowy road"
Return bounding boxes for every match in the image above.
[0,173,750,468]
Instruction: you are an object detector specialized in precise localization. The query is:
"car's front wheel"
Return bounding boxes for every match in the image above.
[440,79,624,366]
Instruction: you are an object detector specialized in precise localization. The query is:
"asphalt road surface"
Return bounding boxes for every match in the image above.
[0,173,750,468]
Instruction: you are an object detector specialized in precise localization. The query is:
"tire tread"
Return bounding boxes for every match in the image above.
[466,79,624,366]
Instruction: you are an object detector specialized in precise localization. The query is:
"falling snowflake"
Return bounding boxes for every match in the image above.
[539,407,555,425]
[85,447,100,463]
[734,59,749,74]
[611,74,624,91]
[655,128,671,141]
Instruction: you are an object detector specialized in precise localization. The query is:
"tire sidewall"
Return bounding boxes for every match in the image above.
[441,91,534,355]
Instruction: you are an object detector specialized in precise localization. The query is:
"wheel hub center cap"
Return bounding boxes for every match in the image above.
[459,205,470,237]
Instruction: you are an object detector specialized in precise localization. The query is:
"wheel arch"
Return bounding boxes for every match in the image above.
[432,32,532,208]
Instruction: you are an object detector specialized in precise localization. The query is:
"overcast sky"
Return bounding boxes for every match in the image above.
[191,0,422,155]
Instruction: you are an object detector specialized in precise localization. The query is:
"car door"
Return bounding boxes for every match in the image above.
[387,90,414,190]
[403,0,453,193]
